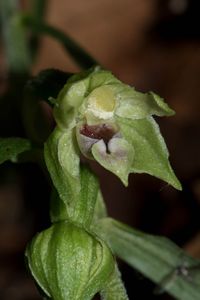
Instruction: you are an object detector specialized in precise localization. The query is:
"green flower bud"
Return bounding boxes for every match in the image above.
[26,222,115,300]
[53,67,181,190]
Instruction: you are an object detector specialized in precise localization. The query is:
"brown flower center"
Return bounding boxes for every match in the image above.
[80,124,116,144]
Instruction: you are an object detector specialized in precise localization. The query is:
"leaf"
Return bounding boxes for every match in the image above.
[0,137,32,164]
[117,116,182,190]
[96,218,200,300]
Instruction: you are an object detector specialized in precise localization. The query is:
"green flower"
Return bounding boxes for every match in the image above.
[52,67,181,190]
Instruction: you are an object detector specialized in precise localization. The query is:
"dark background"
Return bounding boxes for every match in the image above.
[0,0,200,299]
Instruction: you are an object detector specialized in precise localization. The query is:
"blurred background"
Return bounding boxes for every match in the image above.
[0,0,200,299]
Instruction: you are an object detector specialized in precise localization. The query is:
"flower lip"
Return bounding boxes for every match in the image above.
[80,123,117,145]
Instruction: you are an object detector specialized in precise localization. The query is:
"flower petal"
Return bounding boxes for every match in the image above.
[114,84,175,119]
[117,116,182,190]
[91,137,134,186]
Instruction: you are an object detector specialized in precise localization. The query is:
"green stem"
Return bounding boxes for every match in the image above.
[31,0,47,21]
[21,15,99,69]
[0,0,31,73]
[72,165,99,227]
[29,0,47,60]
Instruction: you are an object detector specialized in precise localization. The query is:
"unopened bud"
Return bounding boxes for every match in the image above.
[26,222,115,300]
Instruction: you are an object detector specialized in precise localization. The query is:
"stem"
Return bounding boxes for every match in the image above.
[21,16,99,70]
[72,165,99,227]
[31,0,47,21]
[29,0,47,60]
[0,0,31,73]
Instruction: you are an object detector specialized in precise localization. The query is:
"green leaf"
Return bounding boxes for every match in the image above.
[117,116,182,190]
[96,218,200,300]
[0,137,32,164]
